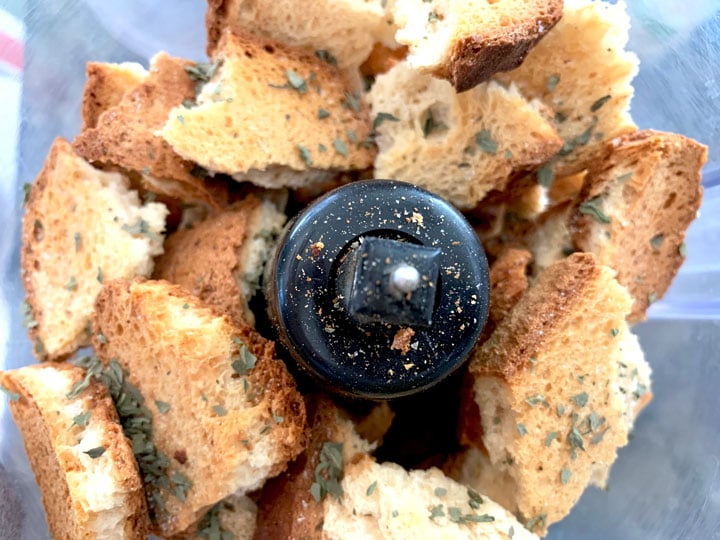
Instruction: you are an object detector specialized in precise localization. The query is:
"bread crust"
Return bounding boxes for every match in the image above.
[74,53,226,209]
[92,278,306,536]
[568,130,707,321]
[1,364,150,540]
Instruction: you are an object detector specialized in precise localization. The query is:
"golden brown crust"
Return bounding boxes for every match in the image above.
[153,197,262,326]
[161,29,376,178]
[92,278,306,536]
[206,0,229,55]
[473,252,600,381]
[73,53,226,209]
[81,62,146,131]
[488,248,532,327]
[21,138,66,361]
[1,364,150,540]
[440,0,563,92]
[568,130,707,321]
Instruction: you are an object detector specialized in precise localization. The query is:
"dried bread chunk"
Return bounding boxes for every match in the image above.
[368,61,562,209]
[74,53,227,208]
[0,364,150,539]
[92,278,307,536]
[206,0,396,70]
[160,30,376,190]
[154,195,286,326]
[487,248,532,328]
[568,130,707,321]
[455,253,651,535]
[496,0,639,177]
[81,61,148,131]
[392,0,563,92]
[322,454,539,539]
[20,138,167,361]
[254,395,376,539]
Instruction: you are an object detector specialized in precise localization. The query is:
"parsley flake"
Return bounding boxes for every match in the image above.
[516,423,528,436]
[579,197,611,224]
[468,489,483,509]
[679,242,688,257]
[367,481,377,496]
[571,392,589,408]
[422,110,446,136]
[546,74,561,92]
[333,138,349,157]
[557,404,565,417]
[561,467,573,485]
[212,404,228,417]
[591,95,612,112]
[475,130,498,154]
[342,91,362,112]
[318,108,330,119]
[71,411,92,428]
[122,219,161,242]
[231,342,257,375]
[315,49,338,66]
[297,144,313,166]
[65,276,78,291]
[155,400,171,414]
[526,513,547,532]
[617,172,633,182]
[650,234,665,250]
[610,328,620,337]
[648,291,658,304]
[286,69,308,93]
[545,431,559,447]
[429,504,445,520]
[434,487,447,497]
[536,163,555,187]
[373,112,400,130]
[84,446,106,459]
[74,232,82,251]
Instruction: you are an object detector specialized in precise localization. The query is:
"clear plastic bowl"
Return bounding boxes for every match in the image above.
[1,1,719,538]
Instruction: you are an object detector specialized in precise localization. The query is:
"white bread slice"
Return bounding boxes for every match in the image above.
[496,0,639,177]
[20,138,167,361]
[254,395,376,539]
[459,253,651,535]
[322,454,539,540]
[392,0,563,92]
[568,130,707,322]
[206,0,396,70]
[92,278,307,536]
[154,195,286,327]
[0,364,150,539]
[73,53,228,209]
[80,61,148,131]
[368,61,562,209]
[160,29,376,190]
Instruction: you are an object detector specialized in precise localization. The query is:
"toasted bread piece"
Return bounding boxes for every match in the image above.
[568,130,707,321]
[206,0,396,70]
[392,0,563,92]
[368,61,562,209]
[74,53,226,208]
[496,0,639,176]
[154,195,286,326]
[458,248,531,449]
[0,364,150,539]
[20,138,167,361]
[322,454,539,539]
[81,61,148,131]
[254,395,376,540]
[160,29,376,190]
[92,279,306,536]
[459,253,649,534]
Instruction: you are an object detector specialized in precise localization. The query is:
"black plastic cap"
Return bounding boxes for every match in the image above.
[266,180,490,399]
